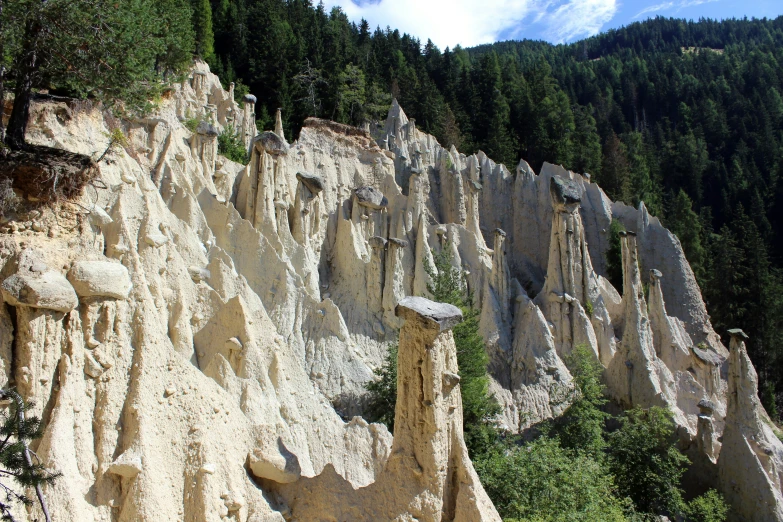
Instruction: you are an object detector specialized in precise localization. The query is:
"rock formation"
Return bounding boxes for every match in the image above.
[268,297,501,521]
[0,61,778,520]
[717,330,783,522]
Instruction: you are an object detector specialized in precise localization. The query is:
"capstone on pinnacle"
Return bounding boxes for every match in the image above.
[549,176,581,206]
[296,172,325,194]
[395,296,463,332]
[254,131,289,156]
[354,186,388,210]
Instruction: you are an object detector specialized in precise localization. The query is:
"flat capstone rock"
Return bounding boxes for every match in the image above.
[243,94,257,104]
[388,238,408,248]
[196,121,219,137]
[254,131,289,156]
[2,271,78,312]
[692,345,722,366]
[698,399,715,414]
[727,328,749,340]
[550,176,581,206]
[396,296,463,332]
[296,172,325,194]
[368,236,388,249]
[354,186,388,210]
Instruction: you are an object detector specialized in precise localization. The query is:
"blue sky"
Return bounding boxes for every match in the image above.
[321,0,783,49]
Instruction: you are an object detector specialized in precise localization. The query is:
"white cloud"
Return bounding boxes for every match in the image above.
[633,0,719,19]
[633,2,675,19]
[320,0,618,48]
[544,0,619,43]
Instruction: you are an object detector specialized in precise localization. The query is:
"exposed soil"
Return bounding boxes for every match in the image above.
[0,144,98,202]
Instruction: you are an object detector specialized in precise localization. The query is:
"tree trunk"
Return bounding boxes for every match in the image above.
[5,18,41,151]
[0,0,6,145]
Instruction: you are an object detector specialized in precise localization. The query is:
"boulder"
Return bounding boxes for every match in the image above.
[395,296,462,332]
[2,271,78,312]
[196,121,219,137]
[88,205,113,227]
[550,175,581,206]
[354,186,388,210]
[254,131,288,156]
[107,451,143,478]
[368,236,387,249]
[387,238,408,248]
[67,261,132,299]
[296,172,325,194]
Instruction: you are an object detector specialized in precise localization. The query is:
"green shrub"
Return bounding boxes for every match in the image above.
[183,116,202,132]
[608,406,689,515]
[475,437,627,522]
[364,344,398,432]
[551,344,609,458]
[217,126,248,164]
[684,490,729,522]
[585,299,594,317]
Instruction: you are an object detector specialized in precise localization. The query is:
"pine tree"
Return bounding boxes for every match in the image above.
[665,189,705,281]
[2,0,194,150]
[0,389,59,522]
[600,133,631,202]
[364,345,398,432]
[425,244,500,456]
[571,105,602,177]
[191,0,216,64]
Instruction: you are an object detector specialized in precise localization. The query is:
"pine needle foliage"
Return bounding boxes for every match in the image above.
[364,344,398,432]
[424,243,501,456]
[0,389,59,521]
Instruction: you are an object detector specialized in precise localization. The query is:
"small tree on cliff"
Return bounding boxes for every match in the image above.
[0,389,59,522]
[425,243,501,456]
[0,0,194,150]
[363,243,499,455]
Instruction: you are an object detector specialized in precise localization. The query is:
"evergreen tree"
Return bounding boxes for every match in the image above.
[364,345,398,432]
[571,105,603,177]
[0,389,60,522]
[191,0,215,64]
[665,189,705,282]
[425,245,501,456]
[600,132,631,202]
[1,0,194,149]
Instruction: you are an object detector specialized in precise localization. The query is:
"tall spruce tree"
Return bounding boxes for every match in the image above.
[191,0,215,64]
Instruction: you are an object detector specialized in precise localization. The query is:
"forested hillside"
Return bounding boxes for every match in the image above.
[197,3,783,418]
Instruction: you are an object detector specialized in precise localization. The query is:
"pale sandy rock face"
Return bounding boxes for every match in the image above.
[717,331,783,522]
[612,201,724,354]
[0,65,777,521]
[268,296,501,521]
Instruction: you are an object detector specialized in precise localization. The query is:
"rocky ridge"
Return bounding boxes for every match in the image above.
[0,61,780,521]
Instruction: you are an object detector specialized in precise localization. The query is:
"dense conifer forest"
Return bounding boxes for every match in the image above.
[201,5,783,416]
